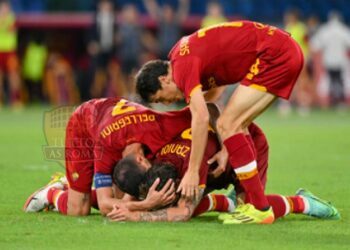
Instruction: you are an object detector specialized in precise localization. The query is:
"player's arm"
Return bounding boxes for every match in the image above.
[124,178,176,211]
[96,175,175,215]
[108,189,204,222]
[96,185,124,216]
[177,88,209,200]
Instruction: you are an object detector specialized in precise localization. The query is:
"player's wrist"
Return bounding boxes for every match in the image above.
[140,198,153,210]
[187,164,200,174]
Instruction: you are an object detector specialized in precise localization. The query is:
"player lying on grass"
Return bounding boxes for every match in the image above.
[108,125,340,222]
[136,20,305,224]
[24,97,193,216]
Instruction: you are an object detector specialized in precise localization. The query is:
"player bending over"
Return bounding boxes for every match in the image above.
[23,97,192,216]
[136,20,305,223]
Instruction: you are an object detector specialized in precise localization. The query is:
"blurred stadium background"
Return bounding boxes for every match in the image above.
[1,0,350,113]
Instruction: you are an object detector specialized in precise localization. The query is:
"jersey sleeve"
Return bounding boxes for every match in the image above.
[172,56,202,103]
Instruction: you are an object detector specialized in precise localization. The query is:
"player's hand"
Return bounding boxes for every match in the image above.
[177,170,200,201]
[107,204,138,222]
[208,147,229,178]
[144,178,176,209]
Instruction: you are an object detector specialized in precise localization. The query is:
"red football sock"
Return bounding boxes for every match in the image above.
[193,195,210,216]
[266,194,307,219]
[286,196,306,213]
[245,134,257,158]
[224,133,269,210]
[47,188,68,215]
[266,195,288,219]
[193,194,235,217]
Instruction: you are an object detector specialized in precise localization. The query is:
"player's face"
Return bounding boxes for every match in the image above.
[151,74,184,105]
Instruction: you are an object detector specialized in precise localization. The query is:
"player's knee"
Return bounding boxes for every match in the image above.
[67,202,90,216]
[67,191,91,216]
[217,116,243,139]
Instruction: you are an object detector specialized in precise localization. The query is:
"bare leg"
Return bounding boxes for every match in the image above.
[67,188,91,216]
[217,84,276,211]
[217,85,276,140]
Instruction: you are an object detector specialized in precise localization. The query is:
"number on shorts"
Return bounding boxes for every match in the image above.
[246,58,260,80]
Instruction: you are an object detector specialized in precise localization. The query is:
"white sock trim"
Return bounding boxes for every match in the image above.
[227,198,236,212]
[207,194,214,211]
[301,196,310,214]
[54,191,64,210]
[234,161,257,174]
[281,195,290,216]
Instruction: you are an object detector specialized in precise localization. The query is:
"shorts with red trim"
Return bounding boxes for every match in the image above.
[65,106,94,194]
[0,51,19,73]
[241,36,304,100]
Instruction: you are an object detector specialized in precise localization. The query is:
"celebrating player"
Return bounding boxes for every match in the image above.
[108,125,339,223]
[135,20,304,224]
[24,97,192,216]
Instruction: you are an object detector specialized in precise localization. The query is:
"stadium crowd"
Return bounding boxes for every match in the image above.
[1,0,350,113]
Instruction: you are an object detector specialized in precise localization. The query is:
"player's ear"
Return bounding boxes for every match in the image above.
[135,155,142,164]
[158,75,168,86]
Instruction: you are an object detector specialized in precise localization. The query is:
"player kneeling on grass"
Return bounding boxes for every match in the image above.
[109,160,340,223]
[21,154,178,216]
[108,125,340,222]
[23,97,193,216]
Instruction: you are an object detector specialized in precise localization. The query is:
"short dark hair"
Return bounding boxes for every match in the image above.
[135,60,169,102]
[138,162,178,200]
[113,156,146,197]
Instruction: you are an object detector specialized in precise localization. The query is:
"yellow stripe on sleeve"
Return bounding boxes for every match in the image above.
[189,84,202,98]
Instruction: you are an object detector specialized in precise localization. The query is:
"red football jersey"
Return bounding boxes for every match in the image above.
[74,98,192,174]
[169,20,291,102]
[154,129,220,187]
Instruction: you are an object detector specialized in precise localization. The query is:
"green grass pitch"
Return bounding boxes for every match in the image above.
[0,107,350,250]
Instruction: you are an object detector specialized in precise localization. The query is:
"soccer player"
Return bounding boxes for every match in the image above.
[108,125,339,223]
[135,20,304,223]
[109,122,268,221]
[24,97,192,216]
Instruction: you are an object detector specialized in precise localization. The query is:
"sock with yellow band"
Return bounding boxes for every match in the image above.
[224,133,269,211]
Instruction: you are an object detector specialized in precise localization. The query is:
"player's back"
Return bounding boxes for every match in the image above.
[169,21,290,87]
[75,97,147,139]
[80,98,190,150]
[155,129,220,185]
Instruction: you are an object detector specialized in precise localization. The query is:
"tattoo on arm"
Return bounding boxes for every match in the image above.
[171,189,204,222]
[140,209,168,222]
[171,204,193,222]
[138,189,205,222]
